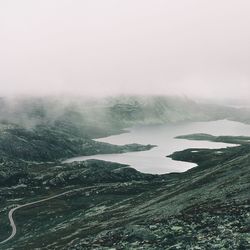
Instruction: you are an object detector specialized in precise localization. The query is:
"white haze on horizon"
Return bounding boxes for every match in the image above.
[0,0,250,100]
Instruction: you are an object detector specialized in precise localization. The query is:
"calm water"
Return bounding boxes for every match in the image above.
[65,120,250,174]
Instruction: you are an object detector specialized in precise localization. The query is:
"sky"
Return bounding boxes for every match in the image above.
[0,0,250,99]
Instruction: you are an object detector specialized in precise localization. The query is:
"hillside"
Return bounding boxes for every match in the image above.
[0,135,249,249]
[0,96,249,249]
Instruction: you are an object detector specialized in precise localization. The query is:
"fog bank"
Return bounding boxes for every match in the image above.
[0,0,250,99]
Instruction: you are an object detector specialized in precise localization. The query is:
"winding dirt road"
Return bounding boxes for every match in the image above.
[0,188,86,245]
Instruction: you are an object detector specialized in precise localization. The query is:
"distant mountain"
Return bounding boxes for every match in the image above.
[106,95,250,125]
[1,95,250,130]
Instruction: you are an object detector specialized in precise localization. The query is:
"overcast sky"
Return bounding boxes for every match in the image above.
[0,0,250,99]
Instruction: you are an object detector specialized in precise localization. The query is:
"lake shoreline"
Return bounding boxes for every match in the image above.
[63,119,250,174]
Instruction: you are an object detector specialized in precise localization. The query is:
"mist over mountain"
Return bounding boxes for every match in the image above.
[1,1,250,249]
[1,95,249,131]
[0,94,250,249]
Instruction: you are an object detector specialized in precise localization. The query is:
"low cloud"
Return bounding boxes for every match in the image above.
[0,0,250,99]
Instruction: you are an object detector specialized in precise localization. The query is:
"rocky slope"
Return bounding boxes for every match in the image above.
[0,96,250,249]
[0,135,249,249]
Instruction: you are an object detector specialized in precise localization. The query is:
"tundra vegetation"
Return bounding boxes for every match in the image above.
[0,96,249,249]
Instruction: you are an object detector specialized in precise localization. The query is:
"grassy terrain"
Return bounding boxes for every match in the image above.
[0,96,250,249]
[0,135,249,249]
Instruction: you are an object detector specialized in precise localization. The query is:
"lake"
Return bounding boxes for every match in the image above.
[65,120,250,174]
